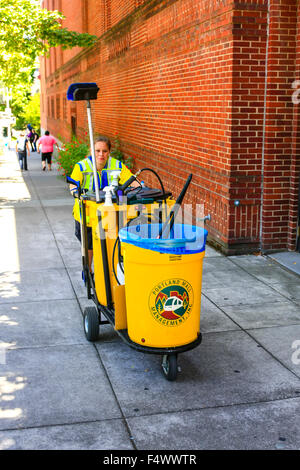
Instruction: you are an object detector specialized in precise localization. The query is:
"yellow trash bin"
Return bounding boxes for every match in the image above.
[119,223,208,348]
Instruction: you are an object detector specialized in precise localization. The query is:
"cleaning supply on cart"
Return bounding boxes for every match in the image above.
[103,186,114,206]
[111,170,121,189]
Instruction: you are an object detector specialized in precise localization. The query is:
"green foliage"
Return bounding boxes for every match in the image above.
[0,0,97,136]
[0,0,97,89]
[55,136,90,177]
[10,83,32,120]
[15,93,40,131]
[109,135,134,169]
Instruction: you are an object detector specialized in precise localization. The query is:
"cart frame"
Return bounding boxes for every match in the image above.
[66,82,203,380]
[79,195,202,380]
[80,196,202,353]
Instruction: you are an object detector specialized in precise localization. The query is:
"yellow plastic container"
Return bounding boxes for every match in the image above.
[85,198,176,330]
[119,224,207,348]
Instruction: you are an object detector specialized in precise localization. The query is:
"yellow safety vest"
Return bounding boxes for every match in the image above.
[78,156,122,191]
[72,156,124,222]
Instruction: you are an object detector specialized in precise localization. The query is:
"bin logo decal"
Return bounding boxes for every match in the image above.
[149,278,194,327]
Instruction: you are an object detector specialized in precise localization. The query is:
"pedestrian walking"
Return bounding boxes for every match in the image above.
[27,128,35,152]
[16,131,30,171]
[32,129,39,152]
[37,130,58,171]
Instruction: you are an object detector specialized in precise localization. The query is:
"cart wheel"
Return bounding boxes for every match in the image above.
[83,307,99,342]
[161,354,178,381]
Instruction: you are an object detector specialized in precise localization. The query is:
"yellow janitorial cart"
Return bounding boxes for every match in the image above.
[66,83,209,381]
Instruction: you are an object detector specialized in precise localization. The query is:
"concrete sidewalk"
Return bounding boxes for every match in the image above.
[0,148,300,450]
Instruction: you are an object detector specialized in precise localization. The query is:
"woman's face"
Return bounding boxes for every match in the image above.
[94,141,110,170]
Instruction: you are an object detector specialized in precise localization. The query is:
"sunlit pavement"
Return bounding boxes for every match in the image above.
[0,147,300,450]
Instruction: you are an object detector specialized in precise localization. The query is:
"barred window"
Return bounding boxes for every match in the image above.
[63,97,67,120]
[56,95,60,120]
[51,97,55,119]
[71,115,76,136]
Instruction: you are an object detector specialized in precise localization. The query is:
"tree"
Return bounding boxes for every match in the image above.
[15,93,41,131]
[0,0,97,112]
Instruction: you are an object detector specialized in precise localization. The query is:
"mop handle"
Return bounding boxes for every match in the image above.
[158,173,192,239]
[86,100,100,202]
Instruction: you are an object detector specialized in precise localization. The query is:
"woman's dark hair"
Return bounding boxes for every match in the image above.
[45,130,50,135]
[95,135,111,150]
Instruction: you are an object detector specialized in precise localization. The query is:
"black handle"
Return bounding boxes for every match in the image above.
[158,174,192,239]
[66,175,81,197]
[118,175,137,193]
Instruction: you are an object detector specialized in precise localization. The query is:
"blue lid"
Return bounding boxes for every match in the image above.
[119,224,208,254]
[67,83,98,101]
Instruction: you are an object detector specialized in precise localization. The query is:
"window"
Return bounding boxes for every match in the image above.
[63,97,67,120]
[56,95,60,120]
[71,115,76,136]
[51,97,55,119]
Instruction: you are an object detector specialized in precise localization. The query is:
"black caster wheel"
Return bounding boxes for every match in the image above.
[161,354,178,381]
[83,306,99,342]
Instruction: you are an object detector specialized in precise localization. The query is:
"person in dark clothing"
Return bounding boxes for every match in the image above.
[32,129,39,152]
[27,129,35,151]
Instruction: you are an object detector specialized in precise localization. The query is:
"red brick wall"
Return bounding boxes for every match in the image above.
[229,1,269,250]
[261,0,298,251]
[40,0,300,253]
[289,3,300,250]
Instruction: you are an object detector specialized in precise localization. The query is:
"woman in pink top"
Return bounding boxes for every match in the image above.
[37,131,58,171]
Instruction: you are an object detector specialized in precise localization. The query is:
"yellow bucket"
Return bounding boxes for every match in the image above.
[86,200,176,329]
[119,224,207,348]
